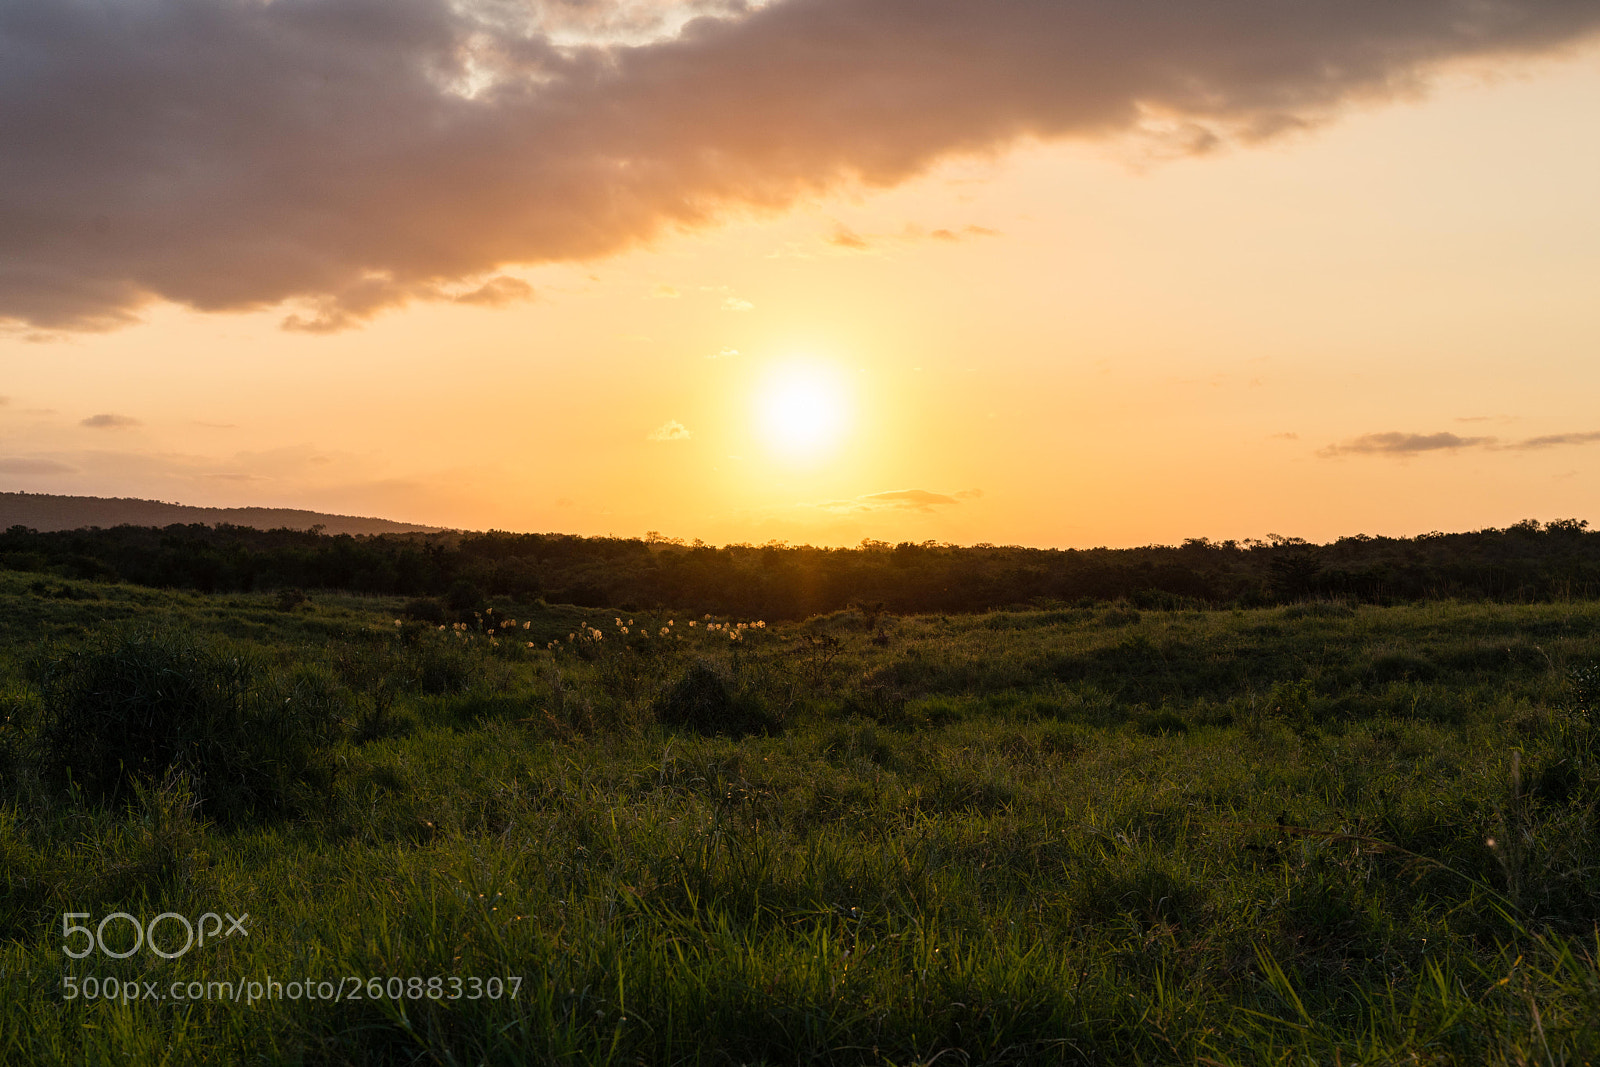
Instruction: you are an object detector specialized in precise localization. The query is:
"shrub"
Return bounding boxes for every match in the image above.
[400,596,446,624]
[445,580,484,616]
[33,627,339,821]
[275,588,308,612]
[655,662,773,736]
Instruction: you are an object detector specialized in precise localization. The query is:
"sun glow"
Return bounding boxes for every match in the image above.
[755,363,851,460]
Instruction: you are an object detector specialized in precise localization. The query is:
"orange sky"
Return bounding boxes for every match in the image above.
[2,2,1599,547]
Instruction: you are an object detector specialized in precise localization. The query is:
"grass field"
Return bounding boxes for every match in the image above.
[2,569,1598,1064]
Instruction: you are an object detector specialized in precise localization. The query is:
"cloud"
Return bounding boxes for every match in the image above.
[900,222,1002,244]
[0,456,77,475]
[452,275,535,307]
[1320,431,1491,456]
[1322,428,1600,456]
[699,284,752,311]
[5,0,1599,331]
[708,347,740,359]
[827,226,870,250]
[652,284,681,298]
[80,413,141,429]
[1505,430,1600,450]
[818,488,970,514]
[647,419,691,441]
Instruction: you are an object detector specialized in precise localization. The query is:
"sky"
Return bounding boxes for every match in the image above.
[3,0,1599,548]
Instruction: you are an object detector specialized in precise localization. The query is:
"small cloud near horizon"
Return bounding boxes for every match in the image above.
[647,420,692,442]
[81,413,141,429]
[0,456,77,474]
[1505,431,1600,450]
[817,488,975,514]
[1321,428,1600,457]
[708,347,740,359]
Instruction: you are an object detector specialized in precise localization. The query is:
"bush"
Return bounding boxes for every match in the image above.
[32,627,339,821]
[400,597,446,624]
[655,662,773,736]
[275,588,309,612]
[445,580,484,616]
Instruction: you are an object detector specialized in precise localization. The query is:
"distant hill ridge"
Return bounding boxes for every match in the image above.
[0,492,446,536]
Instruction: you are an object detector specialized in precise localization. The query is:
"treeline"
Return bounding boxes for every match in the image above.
[3,518,1598,618]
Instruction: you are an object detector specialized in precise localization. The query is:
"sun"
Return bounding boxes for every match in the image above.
[755,363,851,460]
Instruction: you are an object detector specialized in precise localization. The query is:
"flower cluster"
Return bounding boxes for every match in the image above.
[701,618,765,641]
[540,613,769,652]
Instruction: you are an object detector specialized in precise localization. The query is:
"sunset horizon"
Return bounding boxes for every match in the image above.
[8,6,1600,1058]
[5,0,1599,549]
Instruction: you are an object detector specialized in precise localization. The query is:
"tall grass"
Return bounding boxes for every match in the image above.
[1,576,1598,1062]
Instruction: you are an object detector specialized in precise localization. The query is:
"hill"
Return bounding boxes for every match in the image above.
[0,491,445,535]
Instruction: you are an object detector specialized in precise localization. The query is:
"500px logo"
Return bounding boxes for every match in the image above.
[61,912,249,960]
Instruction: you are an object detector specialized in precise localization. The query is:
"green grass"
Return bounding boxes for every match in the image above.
[2,574,1599,1063]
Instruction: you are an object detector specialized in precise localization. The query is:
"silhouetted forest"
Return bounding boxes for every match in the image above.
[3,518,1597,619]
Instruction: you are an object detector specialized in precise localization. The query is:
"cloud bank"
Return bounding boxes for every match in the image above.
[4,0,1599,331]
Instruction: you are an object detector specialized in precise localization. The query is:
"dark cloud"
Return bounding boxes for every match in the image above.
[5,0,1599,331]
[80,413,142,429]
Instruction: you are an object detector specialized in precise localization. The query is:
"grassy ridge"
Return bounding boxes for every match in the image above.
[1,571,1598,1063]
